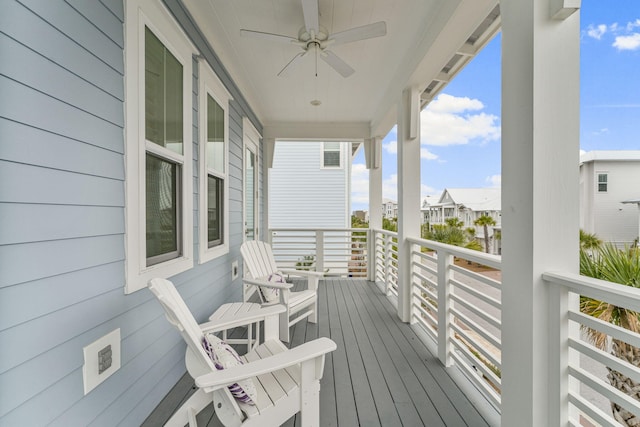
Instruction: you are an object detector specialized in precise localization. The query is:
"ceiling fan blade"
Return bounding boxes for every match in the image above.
[240,29,298,45]
[277,51,307,77]
[320,50,354,78]
[301,0,319,36]
[330,21,387,46]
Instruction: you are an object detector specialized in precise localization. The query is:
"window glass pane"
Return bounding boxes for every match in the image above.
[146,154,181,263]
[145,27,183,155]
[207,175,223,247]
[324,151,341,167]
[207,94,225,173]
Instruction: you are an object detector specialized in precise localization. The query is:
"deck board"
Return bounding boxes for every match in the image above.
[143,279,497,426]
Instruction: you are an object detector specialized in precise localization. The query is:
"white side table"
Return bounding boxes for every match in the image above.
[208,302,262,353]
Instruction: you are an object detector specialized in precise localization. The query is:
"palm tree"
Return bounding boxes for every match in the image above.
[580,244,640,425]
[580,229,603,251]
[474,214,497,254]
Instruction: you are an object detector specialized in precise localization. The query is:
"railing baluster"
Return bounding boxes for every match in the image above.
[437,249,454,367]
[315,230,324,274]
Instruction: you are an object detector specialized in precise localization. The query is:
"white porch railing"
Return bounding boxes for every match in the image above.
[268,228,368,278]
[268,227,640,424]
[544,271,640,427]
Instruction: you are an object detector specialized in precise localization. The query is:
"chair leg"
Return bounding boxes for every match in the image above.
[299,361,321,427]
[309,300,318,324]
[164,388,211,427]
[280,311,290,343]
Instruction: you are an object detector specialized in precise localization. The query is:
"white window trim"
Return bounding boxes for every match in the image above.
[198,62,232,264]
[596,171,608,193]
[124,0,196,293]
[320,141,344,169]
[243,117,261,243]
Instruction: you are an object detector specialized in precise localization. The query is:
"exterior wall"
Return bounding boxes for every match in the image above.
[0,1,262,425]
[580,159,640,246]
[269,141,349,229]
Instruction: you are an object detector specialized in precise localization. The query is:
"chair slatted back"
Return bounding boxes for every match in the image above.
[241,240,279,279]
[148,278,215,371]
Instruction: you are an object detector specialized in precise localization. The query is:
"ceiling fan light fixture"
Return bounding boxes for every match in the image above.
[310,99,322,106]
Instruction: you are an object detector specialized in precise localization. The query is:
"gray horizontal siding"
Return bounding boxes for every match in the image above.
[0,0,263,425]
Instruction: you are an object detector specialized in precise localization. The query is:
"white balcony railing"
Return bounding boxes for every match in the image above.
[268,227,640,424]
[268,228,368,278]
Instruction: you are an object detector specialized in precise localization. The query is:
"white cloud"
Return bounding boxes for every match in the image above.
[351,163,369,204]
[626,19,640,32]
[383,174,397,202]
[421,148,438,160]
[485,174,501,188]
[427,93,484,114]
[421,94,500,146]
[383,140,397,154]
[587,24,607,40]
[613,33,640,51]
[422,184,439,199]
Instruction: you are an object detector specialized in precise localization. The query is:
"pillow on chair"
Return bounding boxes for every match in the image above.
[202,334,257,405]
[259,272,286,303]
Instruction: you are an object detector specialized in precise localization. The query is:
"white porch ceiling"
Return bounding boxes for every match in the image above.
[182,0,500,139]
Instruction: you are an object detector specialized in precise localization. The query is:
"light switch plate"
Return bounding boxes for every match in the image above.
[83,329,121,395]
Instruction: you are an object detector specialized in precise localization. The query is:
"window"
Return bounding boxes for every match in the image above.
[597,173,608,192]
[322,142,342,168]
[199,63,231,263]
[124,0,195,293]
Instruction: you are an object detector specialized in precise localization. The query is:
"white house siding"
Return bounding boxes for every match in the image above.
[269,141,349,229]
[580,156,640,246]
[0,1,262,425]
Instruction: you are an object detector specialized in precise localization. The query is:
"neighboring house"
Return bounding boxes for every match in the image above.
[269,141,353,229]
[580,151,640,247]
[353,210,370,223]
[422,188,502,253]
[382,199,398,219]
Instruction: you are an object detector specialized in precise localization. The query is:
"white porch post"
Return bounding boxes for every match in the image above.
[366,137,383,282]
[397,87,422,322]
[500,0,580,426]
[263,137,276,240]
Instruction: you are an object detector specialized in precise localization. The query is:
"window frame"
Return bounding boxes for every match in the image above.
[321,141,343,169]
[597,172,608,193]
[198,62,232,264]
[124,0,195,293]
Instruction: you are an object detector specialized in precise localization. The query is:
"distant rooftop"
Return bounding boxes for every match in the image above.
[580,150,640,164]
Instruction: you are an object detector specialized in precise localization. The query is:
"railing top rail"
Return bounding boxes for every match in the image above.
[407,236,502,270]
[544,271,640,313]
[270,227,369,233]
[371,228,398,238]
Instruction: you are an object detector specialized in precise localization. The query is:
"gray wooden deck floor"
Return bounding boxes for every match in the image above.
[143,278,498,426]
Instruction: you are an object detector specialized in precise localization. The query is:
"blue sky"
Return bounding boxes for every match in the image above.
[351,0,640,211]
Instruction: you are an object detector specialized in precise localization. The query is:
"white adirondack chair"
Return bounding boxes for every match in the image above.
[148,278,336,427]
[240,240,323,342]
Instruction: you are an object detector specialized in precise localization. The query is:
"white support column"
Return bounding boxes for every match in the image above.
[263,138,276,239]
[367,137,383,282]
[397,87,422,322]
[500,1,580,426]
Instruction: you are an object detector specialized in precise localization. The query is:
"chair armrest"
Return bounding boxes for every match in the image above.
[200,305,286,333]
[196,337,337,391]
[244,277,293,290]
[280,268,324,279]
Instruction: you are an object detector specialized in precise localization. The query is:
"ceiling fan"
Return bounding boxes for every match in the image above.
[240,0,387,78]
